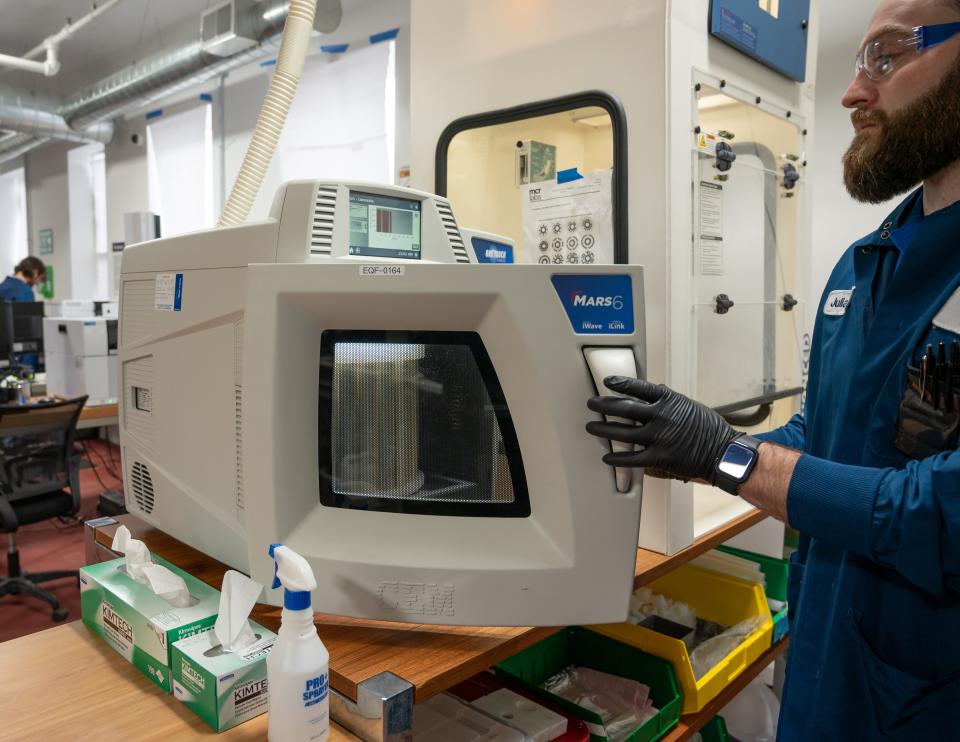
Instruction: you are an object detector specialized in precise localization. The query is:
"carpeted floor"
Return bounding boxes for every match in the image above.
[0,438,123,643]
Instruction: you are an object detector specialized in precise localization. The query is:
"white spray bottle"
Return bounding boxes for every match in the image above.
[267,544,330,742]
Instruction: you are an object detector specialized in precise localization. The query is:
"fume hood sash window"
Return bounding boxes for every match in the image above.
[318,330,530,517]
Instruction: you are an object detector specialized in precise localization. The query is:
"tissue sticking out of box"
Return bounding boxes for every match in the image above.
[213,570,263,653]
[110,524,191,608]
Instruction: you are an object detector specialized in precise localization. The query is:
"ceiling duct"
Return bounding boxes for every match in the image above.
[60,0,342,130]
[0,132,50,161]
[0,102,113,143]
[0,0,342,163]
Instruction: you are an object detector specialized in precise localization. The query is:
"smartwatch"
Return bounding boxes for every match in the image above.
[714,435,762,495]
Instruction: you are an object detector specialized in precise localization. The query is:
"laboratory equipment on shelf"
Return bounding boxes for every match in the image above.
[43,316,118,405]
[118,180,646,627]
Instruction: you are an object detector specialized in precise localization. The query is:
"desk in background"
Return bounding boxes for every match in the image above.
[1,400,118,431]
[0,621,359,741]
[76,401,118,430]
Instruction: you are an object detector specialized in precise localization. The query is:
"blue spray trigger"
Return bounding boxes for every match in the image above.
[269,543,282,589]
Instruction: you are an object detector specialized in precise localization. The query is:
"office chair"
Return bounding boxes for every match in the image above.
[0,396,87,621]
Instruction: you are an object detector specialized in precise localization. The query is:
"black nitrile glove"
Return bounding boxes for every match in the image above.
[585,375,742,484]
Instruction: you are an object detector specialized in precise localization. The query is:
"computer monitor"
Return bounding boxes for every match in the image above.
[0,301,45,370]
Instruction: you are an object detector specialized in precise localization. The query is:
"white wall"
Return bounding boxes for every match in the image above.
[25,142,76,298]
[105,117,150,250]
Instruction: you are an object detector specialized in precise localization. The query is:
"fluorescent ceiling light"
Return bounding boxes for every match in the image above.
[571,113,611,127]
[698,94,737,110]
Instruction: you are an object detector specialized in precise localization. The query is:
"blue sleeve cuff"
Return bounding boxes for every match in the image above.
[756,428,791,446]
[756,414,806,449]
[787,454,887,555]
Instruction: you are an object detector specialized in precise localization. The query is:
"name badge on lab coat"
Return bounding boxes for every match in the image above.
[823,289,854,316]
[933,285,960,334]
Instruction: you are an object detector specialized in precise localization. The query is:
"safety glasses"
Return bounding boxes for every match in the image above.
[855,21,960,80]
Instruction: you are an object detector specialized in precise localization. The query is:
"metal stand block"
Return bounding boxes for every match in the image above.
[330,672,414,742]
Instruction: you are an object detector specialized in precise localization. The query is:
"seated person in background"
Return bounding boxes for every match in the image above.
[0,257,46,375]
[0,257,46,302]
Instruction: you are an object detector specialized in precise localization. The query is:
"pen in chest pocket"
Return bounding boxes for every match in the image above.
[937,342,947,410]
[950,340,960,412]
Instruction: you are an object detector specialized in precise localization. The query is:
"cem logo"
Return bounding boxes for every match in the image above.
[569,290,624,310]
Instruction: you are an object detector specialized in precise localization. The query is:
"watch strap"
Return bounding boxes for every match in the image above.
[714,434,762,495]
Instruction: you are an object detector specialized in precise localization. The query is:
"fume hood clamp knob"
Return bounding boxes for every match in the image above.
[715,294,734,314]
[782,163,800,190]
[714,141,736,172]
[782,294,798,312]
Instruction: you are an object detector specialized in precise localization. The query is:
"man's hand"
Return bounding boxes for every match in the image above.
[585,376,743,486]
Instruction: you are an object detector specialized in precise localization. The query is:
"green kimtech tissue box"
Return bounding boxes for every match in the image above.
[171,624,277,732]
[80,556,221,692]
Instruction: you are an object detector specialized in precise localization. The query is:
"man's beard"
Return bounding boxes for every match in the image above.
[843,55,960,203]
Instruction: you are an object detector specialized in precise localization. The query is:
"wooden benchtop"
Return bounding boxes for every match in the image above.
[0,621,359,741]
[92,508,766,704]
[80,402,119,421]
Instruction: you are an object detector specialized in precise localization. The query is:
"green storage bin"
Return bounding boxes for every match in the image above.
[495,627,681,742]
[698,715,731,742]
[716,545,790,643]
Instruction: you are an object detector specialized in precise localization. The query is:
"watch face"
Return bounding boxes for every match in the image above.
[718,442,755,481]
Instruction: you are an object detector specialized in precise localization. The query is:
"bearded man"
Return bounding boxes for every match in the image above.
[585,0,960,738]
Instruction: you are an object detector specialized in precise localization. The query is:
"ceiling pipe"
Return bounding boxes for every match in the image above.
[0,47,58,77]
[22,0,125,62]
[0,0,124,77]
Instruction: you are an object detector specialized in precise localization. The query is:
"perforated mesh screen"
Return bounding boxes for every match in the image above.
[319,332,528,517]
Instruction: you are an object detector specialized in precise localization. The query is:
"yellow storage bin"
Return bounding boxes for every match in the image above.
[590,565,773,715]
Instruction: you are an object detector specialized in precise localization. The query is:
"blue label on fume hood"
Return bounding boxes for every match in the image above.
[472,237,514,264]
[173,273,183,311]
[719,7,757,53]
[552,274,634,335]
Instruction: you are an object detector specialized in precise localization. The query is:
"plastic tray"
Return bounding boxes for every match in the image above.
[448,672,590,741]
[716,545,789,643]
[413,692,524,741]
[590,565,773,715]
[495,627,681,742]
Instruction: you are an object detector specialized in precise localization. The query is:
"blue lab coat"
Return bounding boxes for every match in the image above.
[0,276,34,302]
[760,188,960,739]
